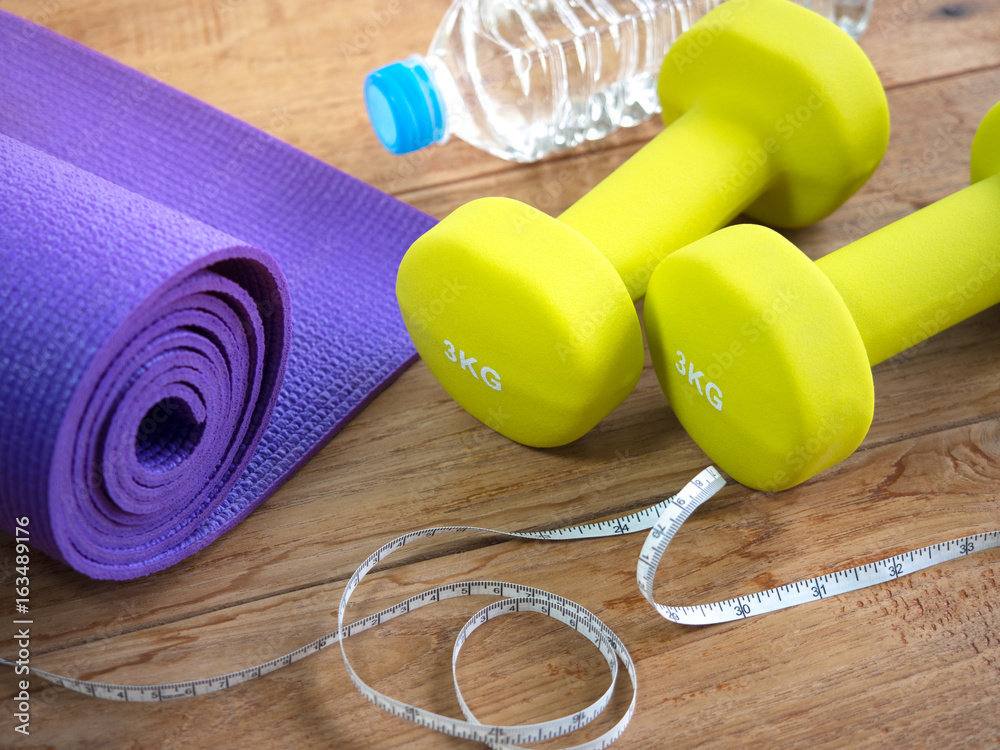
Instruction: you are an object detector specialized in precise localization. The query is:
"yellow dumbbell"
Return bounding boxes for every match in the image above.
[396,0,888,447]
[644,102,1000,491]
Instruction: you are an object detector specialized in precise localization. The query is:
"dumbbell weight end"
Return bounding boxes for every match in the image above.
[645,102,1000,491]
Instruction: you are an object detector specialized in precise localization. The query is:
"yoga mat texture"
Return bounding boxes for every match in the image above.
[0,11,435,579]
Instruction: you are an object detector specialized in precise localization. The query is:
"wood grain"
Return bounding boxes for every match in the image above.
[1,0,999,748]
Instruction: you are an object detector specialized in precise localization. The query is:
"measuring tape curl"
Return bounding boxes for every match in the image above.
[337,524,637,749]
[0,470,721,746]
[0,470,726,745]
[636,467,1000,624]
[4,526,640,747]
[5,467,1000,746]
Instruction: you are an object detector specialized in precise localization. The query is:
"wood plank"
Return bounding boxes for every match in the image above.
[3,419,998,748]
[858,0,1000,89]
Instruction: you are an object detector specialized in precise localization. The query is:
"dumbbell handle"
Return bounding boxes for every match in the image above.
[559,108,773,301]
[817,173,1000,366]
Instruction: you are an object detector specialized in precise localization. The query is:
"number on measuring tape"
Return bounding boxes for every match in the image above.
[2,465,998,748]
[634,475,1000,626]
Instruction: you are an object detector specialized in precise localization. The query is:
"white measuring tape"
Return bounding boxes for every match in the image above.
[4,466,1000,747]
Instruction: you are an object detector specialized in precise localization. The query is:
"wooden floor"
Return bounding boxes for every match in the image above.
[3,0,1000,747]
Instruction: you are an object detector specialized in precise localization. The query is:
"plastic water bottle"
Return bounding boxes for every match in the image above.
[364,0,874,162]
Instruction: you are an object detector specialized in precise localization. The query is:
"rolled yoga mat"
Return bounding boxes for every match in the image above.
[0,11,436,579]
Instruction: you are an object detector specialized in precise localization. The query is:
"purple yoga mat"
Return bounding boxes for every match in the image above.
[0,11,435,579]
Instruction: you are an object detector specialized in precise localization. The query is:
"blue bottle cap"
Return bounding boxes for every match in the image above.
[364,57,447,155]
